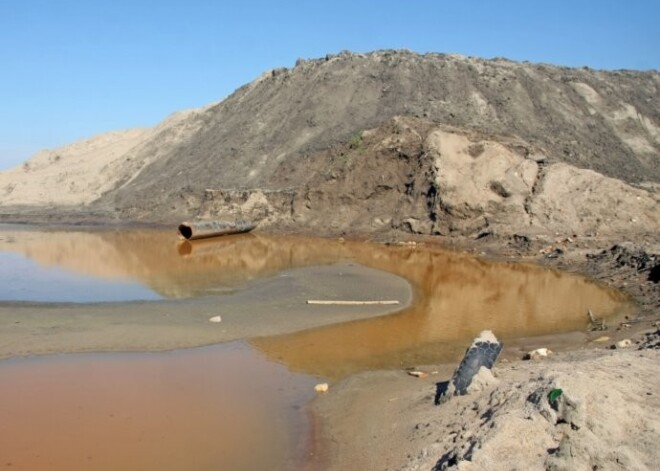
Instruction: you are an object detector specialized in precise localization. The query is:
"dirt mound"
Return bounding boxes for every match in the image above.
[0,128,148,206]
[0,107,210,208]
[0,50,658,239]
[175,117,657,239]
[96,51,658,221]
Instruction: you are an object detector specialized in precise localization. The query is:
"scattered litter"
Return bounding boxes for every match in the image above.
[208,315,222,323]
[593,336,610,343]
[544,247,564,259]
[524,348,553,361]
[613,339,632,349]
[408,371,429,379]
[548,388,563,404]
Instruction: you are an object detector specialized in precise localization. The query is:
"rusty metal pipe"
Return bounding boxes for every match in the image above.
[177,220,256,240]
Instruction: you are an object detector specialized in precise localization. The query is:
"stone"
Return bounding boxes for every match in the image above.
[524,348,553,360]
[437,330,502,404]
[314,383,329,393]
[209,315,222,323]
[614,339,632,349]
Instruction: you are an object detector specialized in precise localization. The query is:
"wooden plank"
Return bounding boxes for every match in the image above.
[306,300,400,306]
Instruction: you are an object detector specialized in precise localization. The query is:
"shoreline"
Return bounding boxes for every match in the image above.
[1,225,658,470]
[304,234,660,470]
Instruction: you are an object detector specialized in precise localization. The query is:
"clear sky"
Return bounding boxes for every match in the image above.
[1,0,658,169]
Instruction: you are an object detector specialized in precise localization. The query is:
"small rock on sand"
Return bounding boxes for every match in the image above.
[208,315,222,323]
[614,339,632,349]
[524,348,553,360]
[315,383,329,393]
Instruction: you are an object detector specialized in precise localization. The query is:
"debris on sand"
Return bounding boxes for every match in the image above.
[524,347,553,361]
[314,383,329,393]
[614,339,632,349]
[397,350,660,471]
[407,371,429,379]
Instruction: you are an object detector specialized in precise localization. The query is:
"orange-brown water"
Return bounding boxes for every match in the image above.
[0,227,634,470]
[252,241,633,378]
[0,343,317,471]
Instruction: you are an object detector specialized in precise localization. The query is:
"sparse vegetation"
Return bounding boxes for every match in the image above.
[349,131,363,150]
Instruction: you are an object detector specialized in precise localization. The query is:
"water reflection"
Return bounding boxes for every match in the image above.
[0,226,632,378]
[0,229,361,299]
[251,241,632,379]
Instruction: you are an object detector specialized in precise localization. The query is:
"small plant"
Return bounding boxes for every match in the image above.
[349,131,363,150]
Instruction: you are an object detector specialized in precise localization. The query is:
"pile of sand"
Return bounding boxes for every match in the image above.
[314,348,660,471]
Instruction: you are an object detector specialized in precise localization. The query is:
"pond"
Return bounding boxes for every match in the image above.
[0,225,633,470]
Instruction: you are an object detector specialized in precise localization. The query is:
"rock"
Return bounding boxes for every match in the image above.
[638,329,660,349]
[314,383,329,393]
[593,336,611,343]
[614,339,632,349]
[544,248,564,259]
[208,315,222,323]
[524,348,553,360]
[437,330,502,404]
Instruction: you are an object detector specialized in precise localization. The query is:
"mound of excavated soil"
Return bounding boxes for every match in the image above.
[0,50,658,240]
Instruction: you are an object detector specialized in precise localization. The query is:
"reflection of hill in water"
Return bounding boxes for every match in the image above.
[0,230,359,298]
[0,227,632,377]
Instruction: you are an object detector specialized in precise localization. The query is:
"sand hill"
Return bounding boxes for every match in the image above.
[0,50,658,239]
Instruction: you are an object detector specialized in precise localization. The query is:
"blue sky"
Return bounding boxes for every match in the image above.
[1,0,658,170]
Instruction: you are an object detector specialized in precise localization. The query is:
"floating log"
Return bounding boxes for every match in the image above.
[307,300,400,305]
[178,220,256,240]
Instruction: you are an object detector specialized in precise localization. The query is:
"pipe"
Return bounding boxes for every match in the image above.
[177,220,256,240]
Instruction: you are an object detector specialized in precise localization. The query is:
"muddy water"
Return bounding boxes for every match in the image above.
[253,241,633,378]
[0,226,633,470]
[0,343,317,471]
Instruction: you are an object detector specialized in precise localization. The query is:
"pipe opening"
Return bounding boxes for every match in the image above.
[178,224,193,240]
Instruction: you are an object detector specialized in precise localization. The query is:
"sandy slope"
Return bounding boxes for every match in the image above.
[0,128,148,206]
[0,107,207,207]
[312,348,660,471]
